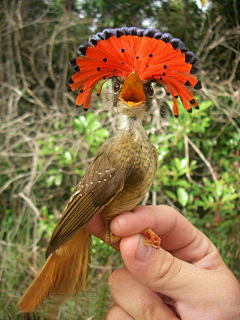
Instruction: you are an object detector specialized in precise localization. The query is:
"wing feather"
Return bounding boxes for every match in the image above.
[46,140,131,257]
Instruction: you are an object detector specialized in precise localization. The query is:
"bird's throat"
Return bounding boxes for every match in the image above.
[117,114,148,142]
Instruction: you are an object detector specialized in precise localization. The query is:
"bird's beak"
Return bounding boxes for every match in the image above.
[120,71,146,108]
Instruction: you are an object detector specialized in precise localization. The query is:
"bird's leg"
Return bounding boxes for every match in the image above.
[140,228,161,249]
[102,214,121,244]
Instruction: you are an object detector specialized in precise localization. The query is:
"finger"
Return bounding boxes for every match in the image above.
[120,234,240,317]
[108,267,179,320]
[111,205,222,265]
[107,305,134,320]
[119,233,231,303]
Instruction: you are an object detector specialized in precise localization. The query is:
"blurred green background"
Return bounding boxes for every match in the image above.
[0,0,239,318]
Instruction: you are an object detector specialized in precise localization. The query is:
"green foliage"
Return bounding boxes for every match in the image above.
[155,0,203,50]
[209,0,240,27]
[82,0,155,28]
[73,113,109,154]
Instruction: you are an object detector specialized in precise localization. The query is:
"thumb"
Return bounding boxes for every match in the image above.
[120,233,212,302]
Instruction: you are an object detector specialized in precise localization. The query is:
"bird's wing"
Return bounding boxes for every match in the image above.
[46,140,132,257]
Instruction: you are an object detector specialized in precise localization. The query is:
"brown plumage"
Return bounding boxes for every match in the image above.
[18,71,159,312]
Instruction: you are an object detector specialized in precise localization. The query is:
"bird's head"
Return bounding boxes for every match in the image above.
[68,27,202,118]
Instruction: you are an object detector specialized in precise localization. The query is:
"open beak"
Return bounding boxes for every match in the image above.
[120,71,146,108]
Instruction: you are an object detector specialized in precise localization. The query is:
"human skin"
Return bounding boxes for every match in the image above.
[84,205,240,320]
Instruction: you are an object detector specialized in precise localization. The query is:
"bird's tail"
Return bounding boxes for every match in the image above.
[18,229,90,312]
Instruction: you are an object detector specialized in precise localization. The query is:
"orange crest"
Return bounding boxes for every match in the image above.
[68,27,202,117]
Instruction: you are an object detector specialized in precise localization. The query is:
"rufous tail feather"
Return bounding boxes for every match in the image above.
[18,229,90,312]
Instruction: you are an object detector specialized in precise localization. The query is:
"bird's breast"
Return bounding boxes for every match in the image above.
[102,133,157,217]
[126,138,156,195]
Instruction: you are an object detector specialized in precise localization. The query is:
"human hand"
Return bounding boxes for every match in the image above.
[106,205,240,320]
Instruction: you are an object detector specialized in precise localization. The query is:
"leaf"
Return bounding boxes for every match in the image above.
[95,128,109,138]
[87,120,101,133]
[172,179,191,188]
[157,148,168,161]
[174,158,181,170]
[48,168,59,175]
[198,100,213,111]
[73,116,88,134]
[54,174,63,186]
[47,175,55,187]
[63,151,72,162]
[214,182,223,197]
[164,190,177,201]
[222,193,238,203]
[180,158,188,170]
[177,187,189,207]
[72,118,82,133]
[41,205,48,217]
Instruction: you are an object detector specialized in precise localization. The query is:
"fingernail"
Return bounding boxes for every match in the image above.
[135,235,152,262]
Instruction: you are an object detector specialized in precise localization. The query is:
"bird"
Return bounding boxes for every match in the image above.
[18,26,201,312]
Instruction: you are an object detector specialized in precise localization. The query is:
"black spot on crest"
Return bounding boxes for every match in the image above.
[194,81,202,90]
[74,65,80,72]
[190,65,199,74]
[190,98,195,104]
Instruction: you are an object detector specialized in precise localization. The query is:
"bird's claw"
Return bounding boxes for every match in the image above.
[141,228,161,249]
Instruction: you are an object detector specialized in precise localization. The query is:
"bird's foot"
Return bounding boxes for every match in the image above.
[104,231,120,244]
[140,228,161,249]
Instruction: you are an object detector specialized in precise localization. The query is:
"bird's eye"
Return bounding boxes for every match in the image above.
[147,85,154,96]
[113,81,120,93]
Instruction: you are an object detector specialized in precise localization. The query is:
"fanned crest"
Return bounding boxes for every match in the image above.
[68,27,202,117]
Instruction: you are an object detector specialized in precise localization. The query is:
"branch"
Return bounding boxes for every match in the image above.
[185,135,218,182]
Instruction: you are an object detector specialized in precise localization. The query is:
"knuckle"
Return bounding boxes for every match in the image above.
[108,267,124,285]
[141,301,173,320]
[106,305,121,320]
[152,251,181,285]
[141,302,159,319]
